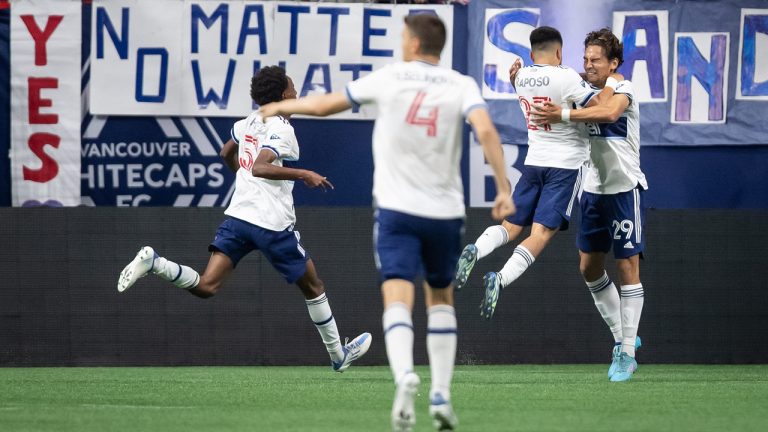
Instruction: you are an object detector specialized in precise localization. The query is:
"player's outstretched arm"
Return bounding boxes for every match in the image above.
[467,108,515,221]
[532,91,630,125]
[220,139,240,173]
[251,149,334,190]
[260,93,351,118]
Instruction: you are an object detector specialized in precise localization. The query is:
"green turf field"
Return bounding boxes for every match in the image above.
[1,365,766,432]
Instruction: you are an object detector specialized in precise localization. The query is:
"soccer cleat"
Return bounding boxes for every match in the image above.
[332,332,372,373]
[392,372,420,432]
[117,246,157,292]
[480,272,502,320]
[608,336,642,378]
[429,393,458,431]
[454,244,478,291]
[610,352,638,382]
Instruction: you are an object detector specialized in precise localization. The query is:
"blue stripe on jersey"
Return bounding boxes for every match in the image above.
[345,85,361,110]
[230,128,239,144]
[579,91,596,107]
[260,145,280,159]
[463,103,488,118]
[588,117,628,138]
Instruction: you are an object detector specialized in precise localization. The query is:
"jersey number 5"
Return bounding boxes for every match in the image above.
[406,91,438,137]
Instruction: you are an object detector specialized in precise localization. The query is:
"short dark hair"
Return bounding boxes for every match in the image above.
[584,28,624,69]
[403,14,446,57]
[530,26,563,52]
[250,66,288,105]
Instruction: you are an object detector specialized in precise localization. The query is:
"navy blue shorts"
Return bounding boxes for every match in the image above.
[208,217,309,284]
[577,188,645,259]
[506,166,581,230]
[374,209,464,289]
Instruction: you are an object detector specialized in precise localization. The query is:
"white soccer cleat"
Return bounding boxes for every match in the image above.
[117,246,157,292]
[392,372,420,432]
[332,332,372,373]
[429,393,458,431]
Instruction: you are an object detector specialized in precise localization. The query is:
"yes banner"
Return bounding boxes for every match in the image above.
[89,0,453,119]
[10,0,81,207]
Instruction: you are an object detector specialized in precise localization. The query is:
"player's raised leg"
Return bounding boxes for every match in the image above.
[455,221,521,290]
[118,246,204,293]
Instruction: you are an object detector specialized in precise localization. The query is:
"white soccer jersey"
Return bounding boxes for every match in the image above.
[224,112,300,231]
[515,64,595,169]
[345,61,487,219]
[583,80,648,195]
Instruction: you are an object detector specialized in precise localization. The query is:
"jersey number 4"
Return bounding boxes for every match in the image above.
[406,91,438,137]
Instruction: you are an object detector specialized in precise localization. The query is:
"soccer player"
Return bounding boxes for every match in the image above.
[529,28,647,382]
[455,26,610,320]
[259,14,513,432]
[116,66,371,374]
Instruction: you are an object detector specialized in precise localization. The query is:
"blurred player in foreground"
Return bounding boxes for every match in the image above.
[117,66,371,373]
[528,28,647,382]
[260,14,513,432]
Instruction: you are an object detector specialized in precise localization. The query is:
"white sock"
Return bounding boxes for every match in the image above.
[498,245,535,287]
[305,293,343,362]
[383,302,414,383]
[427,305,457,402]
[152,256,200,289]
[474,225,509,260]
[620,283,645,357]
[586,271,622,343]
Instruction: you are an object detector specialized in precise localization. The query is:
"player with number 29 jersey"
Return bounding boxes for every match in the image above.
[345,61,487,220]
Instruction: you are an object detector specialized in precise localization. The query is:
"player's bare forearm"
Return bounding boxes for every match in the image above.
[220,139,239,173]
[570,94,629,123]
[251,162,333,190]
[260,93,351,118]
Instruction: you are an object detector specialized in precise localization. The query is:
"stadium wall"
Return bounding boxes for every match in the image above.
[1,207,766,366]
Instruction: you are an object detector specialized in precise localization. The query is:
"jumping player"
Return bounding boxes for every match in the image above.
[259,14,513,432]
[117,66,371,373]
[455,26,611,320]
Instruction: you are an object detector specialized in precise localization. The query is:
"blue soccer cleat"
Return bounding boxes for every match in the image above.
[608,336,642,378]
[429,393,458,431]
[610,352,638,382]
[480,272,502,320]
[332,332,372,373]
[454,244,478,291]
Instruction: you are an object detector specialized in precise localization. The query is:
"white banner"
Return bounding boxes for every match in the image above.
[90,0,453,119]
[11,0,82,207]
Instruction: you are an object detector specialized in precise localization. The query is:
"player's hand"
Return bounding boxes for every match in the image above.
[491,193,515,221]
[259,102,280,118]
[610,72,624,82]
[302,171,334,191]
[530,101,562,125]
[508,58,522,86]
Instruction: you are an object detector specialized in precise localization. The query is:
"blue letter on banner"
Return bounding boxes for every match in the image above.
[192,59,236,109]
[741,14,768,97]
[675,35,728,122]
[484,10,539,94]
[191,3,229,54]
[238,5,267,55]
[135,48,168,103]
[622,15,664,99]
[301,64,332,97]
[363,9,393,57]
[96,7,129,59]
[277,4,311,55]
[318,7,350,56]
